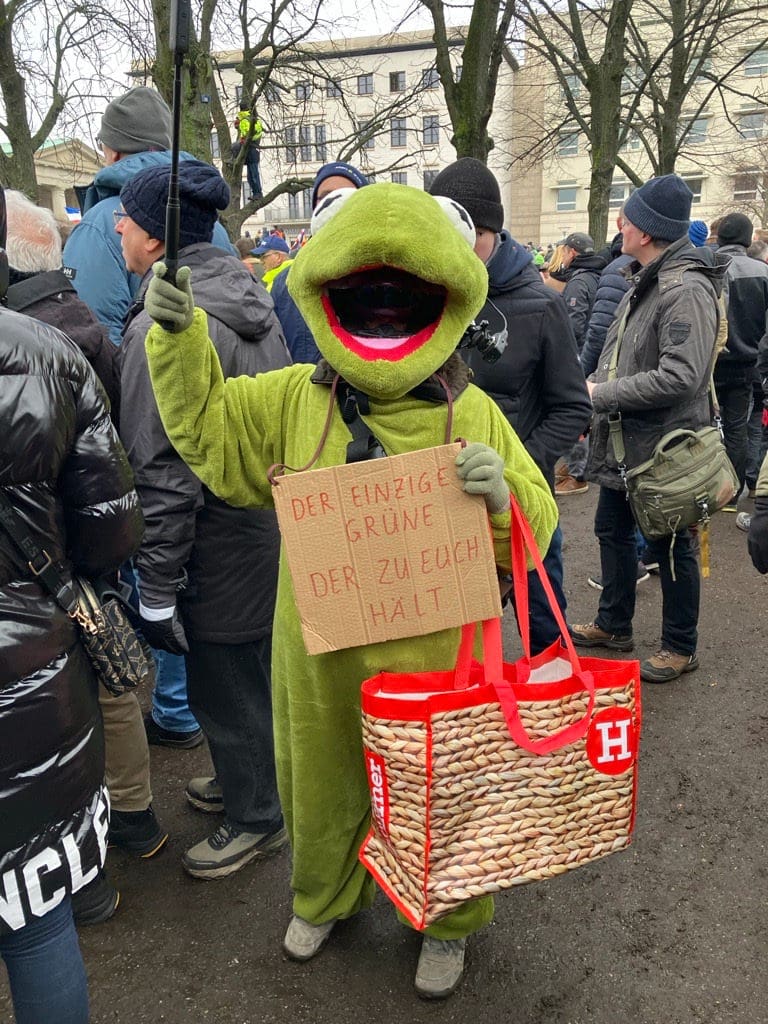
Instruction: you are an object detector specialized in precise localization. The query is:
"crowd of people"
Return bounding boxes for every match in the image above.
[2,82,768,1022]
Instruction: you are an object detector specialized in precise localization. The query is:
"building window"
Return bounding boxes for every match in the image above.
[420,67,439,90]
[356,120,375,149]
[557,132,578,156]
[391,171,408,185]
[681,177,702,203]
[744,49,768,76]
[326,80,342,98]
[390,117,407,147]
[556,186,577,212]
[314,124,327,162]
[559,73,581,99]
[619,130,641,152]
[423,115,439,146]
[264,83,280,104]
[693,57,714,84]
[235,85,244,106]
[288,188,313,219]
[737,108,767,139]
[733,171,759,203]
[284,126,297,163]
[390,71,405,93]
[211,132,220,159]
[241,182,250,206]
[621,63,642,94]
[296,81,311,101]
[423,169,439,190]
[454,64,462,82]
[357,73,374,95]
[681,117,708,146]
[299,124,312,161]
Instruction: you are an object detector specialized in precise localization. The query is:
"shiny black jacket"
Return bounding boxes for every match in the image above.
[0,308,143,934]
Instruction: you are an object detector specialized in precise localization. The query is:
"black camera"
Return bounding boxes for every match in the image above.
[458,318,508,363]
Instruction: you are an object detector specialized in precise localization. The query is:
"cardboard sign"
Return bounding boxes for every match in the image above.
[272,443,503,654]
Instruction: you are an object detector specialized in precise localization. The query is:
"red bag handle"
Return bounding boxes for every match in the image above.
[452,497,596,755]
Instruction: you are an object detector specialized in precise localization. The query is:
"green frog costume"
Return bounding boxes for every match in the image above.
[143,183,557,987]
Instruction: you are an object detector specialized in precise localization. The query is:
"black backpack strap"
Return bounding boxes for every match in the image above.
[336,383,386,463]
[5,270,76,313]
[0,489,78,613]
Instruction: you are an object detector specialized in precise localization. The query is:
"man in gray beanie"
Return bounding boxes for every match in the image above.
[570,173,728,683]
[117,159,292,880]
[63,86,234,347]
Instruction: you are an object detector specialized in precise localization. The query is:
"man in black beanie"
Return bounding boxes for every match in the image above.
[570,174,727,683]
[712,212,768,512]
[430,158,592,655]
[117,160,293,879]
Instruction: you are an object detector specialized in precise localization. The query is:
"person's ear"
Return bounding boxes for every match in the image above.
[148,236,166,259]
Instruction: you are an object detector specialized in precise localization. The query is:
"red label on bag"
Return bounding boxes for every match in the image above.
[586,708,637,775]
[365,749,391,842]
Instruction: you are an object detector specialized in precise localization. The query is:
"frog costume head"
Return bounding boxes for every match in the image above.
[287,183,488,400]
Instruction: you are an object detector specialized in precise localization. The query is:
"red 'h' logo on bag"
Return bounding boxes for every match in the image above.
[586,708,637,775]
[365,750,391,842]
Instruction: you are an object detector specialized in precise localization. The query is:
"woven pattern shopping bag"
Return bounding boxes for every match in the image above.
[359,498,641,929]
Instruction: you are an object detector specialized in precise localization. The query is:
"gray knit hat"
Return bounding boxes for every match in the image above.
[429,157,504,232]
[623,174,692,242]
[99,87,172,154]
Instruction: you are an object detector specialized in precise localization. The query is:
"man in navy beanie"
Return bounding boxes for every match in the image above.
[570,174,728,683]
[117,159,293,880]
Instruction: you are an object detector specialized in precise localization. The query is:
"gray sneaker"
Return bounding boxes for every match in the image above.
[186,777,224,814]
[736,512,752,533]
[415,936,466,999]
[282,915,337,961]
[182,822,287,879]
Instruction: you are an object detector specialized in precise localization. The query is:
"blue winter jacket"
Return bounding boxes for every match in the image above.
[63,151,235,345]
[270,267,320,364]
[581,251,633,377]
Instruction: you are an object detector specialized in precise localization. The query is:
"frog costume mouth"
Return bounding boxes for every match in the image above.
[288,183,488,400]
[322,265,447,362]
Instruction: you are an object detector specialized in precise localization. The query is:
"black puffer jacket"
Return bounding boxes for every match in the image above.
[562,252,609,350]
[460,233,591,488]
[0,307,143,936]
[119,243,291,643]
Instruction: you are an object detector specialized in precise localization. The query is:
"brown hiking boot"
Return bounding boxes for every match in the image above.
[569,622,634,652]
[555,475,589,496]
[555,460,570,484]
[640,649,699,683]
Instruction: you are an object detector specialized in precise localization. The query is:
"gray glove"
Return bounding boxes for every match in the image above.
[455,442,509,514]
[145,262,195,333]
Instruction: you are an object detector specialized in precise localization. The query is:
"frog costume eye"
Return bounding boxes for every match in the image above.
[288,183,488,400]
[310,188,357,236]
[430,195,476,248]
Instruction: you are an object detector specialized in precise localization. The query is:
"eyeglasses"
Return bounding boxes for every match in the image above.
[113,208,128,227]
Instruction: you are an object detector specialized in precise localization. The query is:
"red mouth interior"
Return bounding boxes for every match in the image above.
[322,266,447,361]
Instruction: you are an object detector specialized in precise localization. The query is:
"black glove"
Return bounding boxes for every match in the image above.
[748,496,768,574]
[139,607,189,655]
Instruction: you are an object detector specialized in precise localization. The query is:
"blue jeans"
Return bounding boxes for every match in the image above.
[185,637,282,833]
[0,898,88,1024]
[245,147,262,197]
[152,650,200,734]
[120,562,199,734]
[714,372,751,493]
[594,486,699,654]
[507,524,568,655]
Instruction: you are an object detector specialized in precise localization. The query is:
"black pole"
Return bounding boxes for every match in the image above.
[164,0,191,286]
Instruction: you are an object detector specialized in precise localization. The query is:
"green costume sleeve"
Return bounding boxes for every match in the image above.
[145,308,285,509]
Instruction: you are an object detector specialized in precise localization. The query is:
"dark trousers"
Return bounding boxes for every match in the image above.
[185,636,282,834]
[507,524,567,655]
[715,372,751,493]
[594,486,700,655]
[245,148,262,197]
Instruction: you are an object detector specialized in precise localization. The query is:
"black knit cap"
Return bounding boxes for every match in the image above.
[623,174,692,242]
[120,159,230,248]
[717,212,753,248]
[429,157,504,232]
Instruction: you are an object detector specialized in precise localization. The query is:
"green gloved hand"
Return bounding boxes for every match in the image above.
[455,442,509,514]
[145,262,194,334]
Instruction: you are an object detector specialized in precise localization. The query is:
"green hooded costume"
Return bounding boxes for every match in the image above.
[144,183,558,938]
